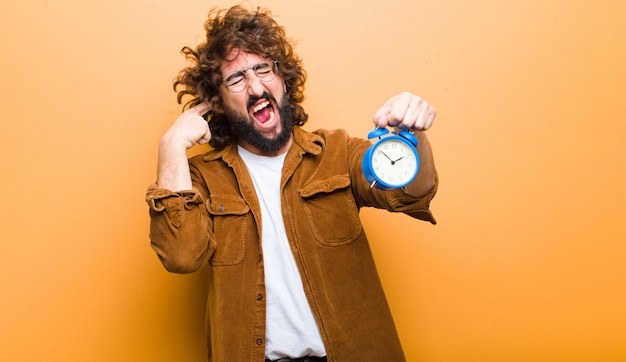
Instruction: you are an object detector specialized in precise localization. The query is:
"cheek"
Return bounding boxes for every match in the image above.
[271,81,287,102]
[222,93,248,113]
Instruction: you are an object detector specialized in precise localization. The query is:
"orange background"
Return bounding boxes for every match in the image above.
[1,0,625,361]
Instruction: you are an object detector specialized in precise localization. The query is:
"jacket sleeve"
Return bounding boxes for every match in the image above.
[145,180,215,273]
[348,135,438,224]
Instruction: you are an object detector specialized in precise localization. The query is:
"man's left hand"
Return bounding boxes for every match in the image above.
[372,92,436,131]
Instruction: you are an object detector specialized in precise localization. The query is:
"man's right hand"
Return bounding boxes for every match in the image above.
[161,102,212,150]
[156,101,211,191]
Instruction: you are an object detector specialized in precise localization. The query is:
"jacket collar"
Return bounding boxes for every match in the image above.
[292,126,324,155]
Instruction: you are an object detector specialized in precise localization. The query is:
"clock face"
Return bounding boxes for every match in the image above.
[371,138,418,187]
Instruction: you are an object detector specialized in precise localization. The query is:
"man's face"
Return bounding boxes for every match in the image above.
[219,51,292,156]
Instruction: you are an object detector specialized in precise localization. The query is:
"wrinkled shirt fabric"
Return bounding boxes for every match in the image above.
[146,127,437,362]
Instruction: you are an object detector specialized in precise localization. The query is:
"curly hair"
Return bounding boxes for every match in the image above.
[173,6,308,150]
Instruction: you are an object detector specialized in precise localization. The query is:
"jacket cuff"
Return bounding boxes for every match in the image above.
[389,175,438,224]
[145,183,204,226]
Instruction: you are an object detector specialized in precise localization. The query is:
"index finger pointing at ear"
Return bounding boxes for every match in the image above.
[192,101,211,116]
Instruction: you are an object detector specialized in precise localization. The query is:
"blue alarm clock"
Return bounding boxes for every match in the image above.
[362,128,420,190]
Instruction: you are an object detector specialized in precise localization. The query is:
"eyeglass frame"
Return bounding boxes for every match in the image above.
[221,59,280,93]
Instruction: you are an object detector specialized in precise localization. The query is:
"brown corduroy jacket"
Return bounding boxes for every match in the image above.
[146,126,437,361]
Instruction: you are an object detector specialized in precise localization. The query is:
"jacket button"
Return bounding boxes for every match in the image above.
[256,294,264,301]
[256,337,263,345]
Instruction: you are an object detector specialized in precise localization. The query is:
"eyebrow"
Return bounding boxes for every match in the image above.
[224,70,245,83]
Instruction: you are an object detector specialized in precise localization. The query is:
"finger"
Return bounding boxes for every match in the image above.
[192,101,211,116]
[414,101,431,130]
[388,93,411,127]
[197,136,209,145]
[418,104,436,130]
[372,101,392,128]
[423,108,436,130]
[407,97,436,131]
[400,96,423,129]
[197,126,212,145]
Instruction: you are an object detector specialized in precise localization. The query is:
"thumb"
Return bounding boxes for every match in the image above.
[372,98,394,128]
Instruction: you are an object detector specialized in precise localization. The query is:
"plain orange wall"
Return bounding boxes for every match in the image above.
[1,0,624,361]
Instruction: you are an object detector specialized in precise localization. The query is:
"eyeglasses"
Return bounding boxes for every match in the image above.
[222,60,279,93]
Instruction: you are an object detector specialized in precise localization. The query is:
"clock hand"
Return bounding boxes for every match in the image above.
[380,151,396,165]
[392,156,405,163]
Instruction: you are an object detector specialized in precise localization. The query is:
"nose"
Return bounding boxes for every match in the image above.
[245,70,265,96]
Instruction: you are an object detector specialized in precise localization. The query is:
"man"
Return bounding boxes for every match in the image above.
[147,5,437,362]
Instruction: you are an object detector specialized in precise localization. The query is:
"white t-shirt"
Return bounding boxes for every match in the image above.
[238,146,326,360]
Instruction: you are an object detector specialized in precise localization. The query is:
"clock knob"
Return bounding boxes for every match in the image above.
[397,130,418,147]
[367,128,390,139]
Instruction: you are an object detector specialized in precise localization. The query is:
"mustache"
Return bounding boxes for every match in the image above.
[247,91,276,110]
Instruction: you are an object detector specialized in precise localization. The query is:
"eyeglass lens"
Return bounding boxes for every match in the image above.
[223,61,277,92]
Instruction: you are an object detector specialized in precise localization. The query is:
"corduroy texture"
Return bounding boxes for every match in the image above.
[147,127,437,361]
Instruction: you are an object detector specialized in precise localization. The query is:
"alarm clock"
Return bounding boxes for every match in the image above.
[362,128,420,190]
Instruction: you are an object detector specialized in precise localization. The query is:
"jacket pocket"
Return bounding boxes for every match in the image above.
[299,175,363,246]
[206,194,250,266]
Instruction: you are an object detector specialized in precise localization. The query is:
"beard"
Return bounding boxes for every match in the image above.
[224,92,294,154]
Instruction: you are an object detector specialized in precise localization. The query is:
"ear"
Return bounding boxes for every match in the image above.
[210,100,225,114]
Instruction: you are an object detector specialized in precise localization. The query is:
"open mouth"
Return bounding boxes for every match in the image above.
[251,99,276,128]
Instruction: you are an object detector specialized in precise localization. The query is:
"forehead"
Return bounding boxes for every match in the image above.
[220,51,265,75]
